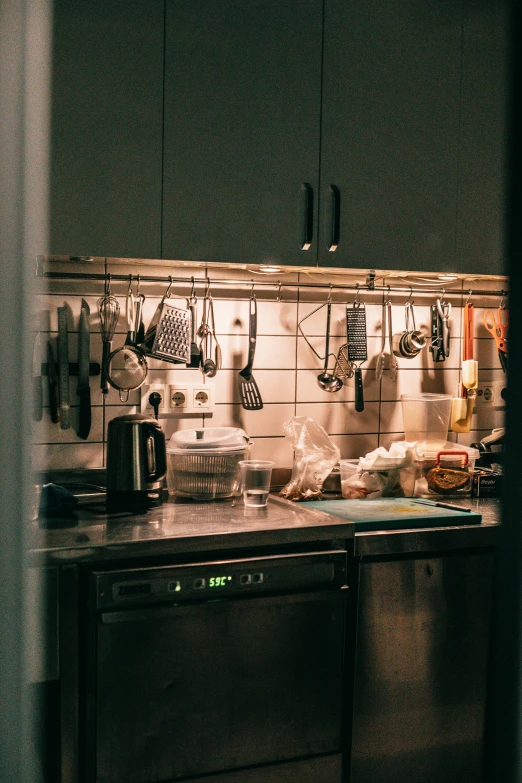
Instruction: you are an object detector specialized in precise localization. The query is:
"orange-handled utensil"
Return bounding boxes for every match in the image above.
[483,307,508,352]
[463,303,474,362]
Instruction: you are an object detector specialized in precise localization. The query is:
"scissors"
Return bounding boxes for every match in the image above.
[483,307,508,372]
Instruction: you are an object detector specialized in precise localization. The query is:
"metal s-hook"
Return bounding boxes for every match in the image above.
[250,279,256,299]
[500,290,507,309]
[106,273,112,297]
[164,275,173,300]
[204,276,211,298]
[406,286,413,305]
[276,281,282,302]
[327,283,333,304]
[465,289,473,306]
[127,274,133,296]
[354,283,361,307]
[190,276,196,299]
[385,284,392,304]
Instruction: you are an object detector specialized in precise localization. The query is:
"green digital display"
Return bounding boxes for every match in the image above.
[208,575,233,588]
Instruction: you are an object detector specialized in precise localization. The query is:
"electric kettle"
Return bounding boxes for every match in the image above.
[106,413,167,512]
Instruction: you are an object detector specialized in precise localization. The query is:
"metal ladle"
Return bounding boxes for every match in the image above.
[317,300,343,392]
[199,292,221,377]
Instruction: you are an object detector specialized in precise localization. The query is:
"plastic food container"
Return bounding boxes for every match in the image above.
[414,444,479,498]
[339,458,416,499]
[401,393,452,451]
[166,427,252,500]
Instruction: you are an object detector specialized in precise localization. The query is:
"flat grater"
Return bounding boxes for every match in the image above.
[346,302,367,412]
[141,300,191,364]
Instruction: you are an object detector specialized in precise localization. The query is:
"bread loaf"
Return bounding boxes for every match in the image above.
[426,467,470,495]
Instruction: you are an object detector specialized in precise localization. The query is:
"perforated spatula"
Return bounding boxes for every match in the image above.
[238,295,263,410]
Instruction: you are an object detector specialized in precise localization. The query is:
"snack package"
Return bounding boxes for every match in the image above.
[279,416,340,501]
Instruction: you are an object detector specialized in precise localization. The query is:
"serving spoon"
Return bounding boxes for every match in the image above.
[317,300,343,392]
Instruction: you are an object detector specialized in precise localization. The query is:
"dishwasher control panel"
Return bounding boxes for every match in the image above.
[94,552,347,610]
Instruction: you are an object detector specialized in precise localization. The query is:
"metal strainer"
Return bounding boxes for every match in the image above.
[106,345,148,402]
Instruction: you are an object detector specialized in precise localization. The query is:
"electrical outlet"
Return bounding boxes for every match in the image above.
[140,384,167,415]
[193,388,212,409]
[475,380,507,407]
[167,383,215,416]
[169,387,188,409]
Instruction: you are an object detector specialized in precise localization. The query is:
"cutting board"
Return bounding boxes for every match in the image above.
[305,498,481,531]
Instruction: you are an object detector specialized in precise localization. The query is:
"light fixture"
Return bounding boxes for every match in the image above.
[258,265,282,274]
[438,274,459,282]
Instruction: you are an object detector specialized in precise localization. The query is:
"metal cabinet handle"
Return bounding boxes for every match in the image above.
[300,183,314,250]
[328,185,340,252]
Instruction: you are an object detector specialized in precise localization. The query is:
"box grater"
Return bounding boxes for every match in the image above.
[346,303,368,362]
[141,301,191,363]
[346,303,367,412]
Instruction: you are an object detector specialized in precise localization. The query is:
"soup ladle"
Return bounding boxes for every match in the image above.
[317,300,343,392]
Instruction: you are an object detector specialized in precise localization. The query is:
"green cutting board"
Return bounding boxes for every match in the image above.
[305,498,481,531]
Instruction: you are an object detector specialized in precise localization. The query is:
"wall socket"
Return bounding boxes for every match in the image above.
[140,383,215,417]
[475,379,507,407]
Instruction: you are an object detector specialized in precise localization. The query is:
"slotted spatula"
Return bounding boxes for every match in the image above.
[238,295,263,410]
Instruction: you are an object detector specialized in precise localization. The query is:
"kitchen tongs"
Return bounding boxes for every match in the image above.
[238,294,263,410]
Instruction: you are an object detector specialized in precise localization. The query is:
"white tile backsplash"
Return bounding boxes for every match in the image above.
[34,264,507,472]
[295,402,380,435]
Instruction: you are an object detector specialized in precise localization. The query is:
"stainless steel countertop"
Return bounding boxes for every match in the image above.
[28,487,501,566]
[28,494,355,566]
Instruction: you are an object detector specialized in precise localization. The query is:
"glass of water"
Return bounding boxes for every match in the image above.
[238,460,275,507]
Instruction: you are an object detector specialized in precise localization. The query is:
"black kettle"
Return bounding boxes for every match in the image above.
[106,414,167,512]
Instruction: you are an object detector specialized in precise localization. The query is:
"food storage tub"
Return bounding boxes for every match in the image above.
[414,444,479,498]
[166,427,252,500]
[401,393,452,451]
[339,458,416,499]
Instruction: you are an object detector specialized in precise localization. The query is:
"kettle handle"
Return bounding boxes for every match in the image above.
[144,422,167,482]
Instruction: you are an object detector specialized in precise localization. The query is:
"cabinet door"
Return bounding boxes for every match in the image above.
[351,553,493,783]
[320,0,463,272]
[162,0,322,265]
[456,0,509,276]
[49,0,164,258]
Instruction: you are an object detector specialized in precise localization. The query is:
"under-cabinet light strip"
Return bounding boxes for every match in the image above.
[35,269,507,299]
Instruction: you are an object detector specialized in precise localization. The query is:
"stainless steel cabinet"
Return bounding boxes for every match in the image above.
[161,0,323,266]
[49,0,164,258]
[350,552,493,783]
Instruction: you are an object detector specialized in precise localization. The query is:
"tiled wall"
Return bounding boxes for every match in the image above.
[33,262,507,473]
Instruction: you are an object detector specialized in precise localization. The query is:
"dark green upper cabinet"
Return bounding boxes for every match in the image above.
[319,0,463,273]
[162,0,323,266]
[49,0,164,259]
[456,0,509,276]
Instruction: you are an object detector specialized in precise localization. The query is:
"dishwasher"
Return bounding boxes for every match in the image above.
[83,550,349,783]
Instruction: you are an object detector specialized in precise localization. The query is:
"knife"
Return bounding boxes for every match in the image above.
[77,299,91,440]
[47,341,60,423]
[57,305,70,430]
[32,333,43,421]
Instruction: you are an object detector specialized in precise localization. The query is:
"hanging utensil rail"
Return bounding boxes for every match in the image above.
[35,268,508,300]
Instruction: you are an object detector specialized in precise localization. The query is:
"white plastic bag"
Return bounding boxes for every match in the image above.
[340,442,417,499]
[280,416,340,501]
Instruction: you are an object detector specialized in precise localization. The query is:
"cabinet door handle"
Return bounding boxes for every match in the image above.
[300,183,314,250]
[328,185,340,252]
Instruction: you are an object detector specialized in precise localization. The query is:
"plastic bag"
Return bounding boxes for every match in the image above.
[340,442,417,499]
[280,416,340,501]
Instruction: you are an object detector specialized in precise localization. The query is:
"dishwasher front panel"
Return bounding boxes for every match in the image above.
[88,553,347,783]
